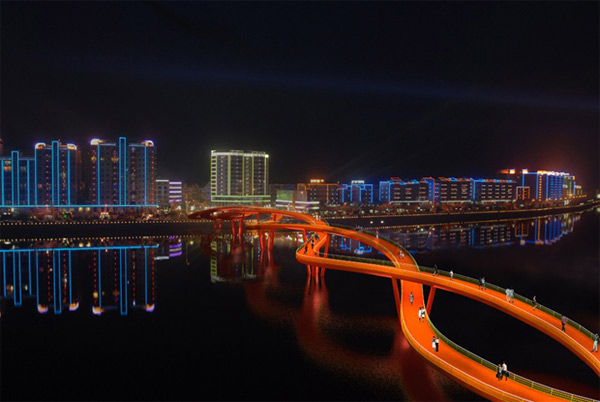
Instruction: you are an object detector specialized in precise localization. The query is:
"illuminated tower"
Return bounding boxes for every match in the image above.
[35,141,80,206]
[0,151,36,206]
[89,138,156,206]
[210,150,270,205]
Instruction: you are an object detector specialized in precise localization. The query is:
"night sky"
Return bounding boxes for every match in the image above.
[1,2,598,188]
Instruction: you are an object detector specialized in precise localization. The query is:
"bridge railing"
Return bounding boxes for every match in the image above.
[310,250,597,402]
[426,316,598,402]
[326,225,598,342]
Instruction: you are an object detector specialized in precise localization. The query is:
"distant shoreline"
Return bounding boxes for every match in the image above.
[0,200,597,239]
[325,199,598,228]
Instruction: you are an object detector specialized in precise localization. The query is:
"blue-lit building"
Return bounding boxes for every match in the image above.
[88,138,156,207]
[500,169,578,201]
[0,151,36,206]
[379,177,431,204]
[472,179,515,203]
[340,180,374,204]
[35,141,80,206]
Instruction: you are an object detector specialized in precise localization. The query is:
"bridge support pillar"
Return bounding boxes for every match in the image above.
[238,219,244,240]
[231,220,237,237]
[391,279,402,325]
[426,287,436,315]
[268,230,274,251]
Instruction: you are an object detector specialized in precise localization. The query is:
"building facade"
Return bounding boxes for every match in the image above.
[88,138,156,206]
[35,141,80,206]
[379,177,431,204]
[1,151,36,206]
[472,179,515,203]
[340,180,374,204]
[210,150,270,205]
[297,179,341,206]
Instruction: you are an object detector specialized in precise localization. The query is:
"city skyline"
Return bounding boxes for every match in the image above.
[1,2,597,188]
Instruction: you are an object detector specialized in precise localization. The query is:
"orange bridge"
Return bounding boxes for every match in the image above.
[189,207,599,402]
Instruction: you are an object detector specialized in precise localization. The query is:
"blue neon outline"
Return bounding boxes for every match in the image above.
[98,250,102,308]
[67,150,71,204]
[34,147,38,205]
[68,250,72,305]
[55,250,62,314]
[12,151,19,205]
[2,253,6,297]
[144,248,148,305]
[16,252,22,306]
[97,144,101,205]
[28,251,32,296]
[1,160,4,205]
[144,146,148,205]
[35,252,39,306]
[0,203,159,208]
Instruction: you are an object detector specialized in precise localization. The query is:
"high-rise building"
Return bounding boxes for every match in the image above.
[210,150,269,205]
[88,138,156,206]
[35,141,80,206]
[297,179,341,206]
[0,151,36,206]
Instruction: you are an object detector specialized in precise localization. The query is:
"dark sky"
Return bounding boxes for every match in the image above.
[1,2,598,188]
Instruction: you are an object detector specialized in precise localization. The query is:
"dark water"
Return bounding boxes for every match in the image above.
[1,209,598,401]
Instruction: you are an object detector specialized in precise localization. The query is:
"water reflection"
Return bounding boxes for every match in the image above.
[0,237,188,316]
[337,214,581,256]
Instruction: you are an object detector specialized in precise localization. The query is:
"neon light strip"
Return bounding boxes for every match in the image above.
[14,152,19,205]
[1,160,4,205]
[98,250,102,308]
[35,252,39,306]
[34,148,37,205]
[68,250,72,305]
[144,146,148,205]
[16,252,22,306]
[0,245,158,253]
[2,253,6,297]
[97,144,101,205]
[67,150,71,204]
[144,248,148,305]
[28,251,32,296]
[0,204,159,208]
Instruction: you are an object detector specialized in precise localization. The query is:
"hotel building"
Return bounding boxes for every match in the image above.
[88,138,156,206]
[34,141,80,206]
[210,150,270,205]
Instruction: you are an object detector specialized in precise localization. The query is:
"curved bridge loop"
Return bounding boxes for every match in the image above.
[190,207,599,402]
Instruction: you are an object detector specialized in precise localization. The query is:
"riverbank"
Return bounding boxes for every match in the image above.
[0,200,597,239]
[325,200,598,228]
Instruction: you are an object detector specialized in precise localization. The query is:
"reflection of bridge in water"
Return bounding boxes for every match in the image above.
[190,207,599,402]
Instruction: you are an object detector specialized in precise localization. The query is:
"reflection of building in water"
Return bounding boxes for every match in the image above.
[91,246,157,315]
[327,215,581,255]
[329,236,373,255]
[209,235,260,283]
[154,236,184,260]
[0,242,157,315]
[515,215,579,246]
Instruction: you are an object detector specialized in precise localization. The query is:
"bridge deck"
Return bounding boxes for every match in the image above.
[192,207,599,402]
